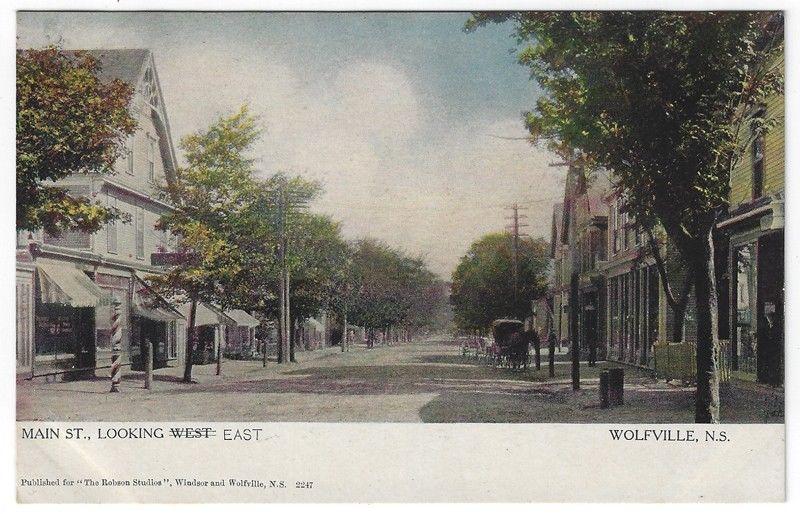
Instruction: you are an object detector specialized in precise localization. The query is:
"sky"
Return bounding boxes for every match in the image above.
[17,11,565,278]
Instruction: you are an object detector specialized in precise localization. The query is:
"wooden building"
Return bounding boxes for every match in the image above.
[16,49,186,379]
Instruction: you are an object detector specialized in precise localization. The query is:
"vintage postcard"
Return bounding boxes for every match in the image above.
[11,5,788,503]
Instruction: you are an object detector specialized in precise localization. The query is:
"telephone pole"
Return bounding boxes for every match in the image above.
[505,203,529,303]
[276,180,289,363]
[274,176,308,364]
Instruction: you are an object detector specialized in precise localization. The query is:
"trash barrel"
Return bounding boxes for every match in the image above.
[599,370,610,408]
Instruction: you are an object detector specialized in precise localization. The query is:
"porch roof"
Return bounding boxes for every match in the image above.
[224,309,260,328]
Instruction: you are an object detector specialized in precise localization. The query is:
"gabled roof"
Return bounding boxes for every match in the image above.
[84,49,150,85]
[225,309,260,328]
[76,48,179,185]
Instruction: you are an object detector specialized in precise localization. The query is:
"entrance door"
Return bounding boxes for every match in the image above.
[757,232,784,386]
[133,318,168,370]
[193,325,217,364]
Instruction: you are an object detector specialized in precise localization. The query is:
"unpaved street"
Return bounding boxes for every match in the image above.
[17,339,784,423]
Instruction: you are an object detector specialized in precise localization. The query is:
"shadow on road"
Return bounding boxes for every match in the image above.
[157,361,553,398]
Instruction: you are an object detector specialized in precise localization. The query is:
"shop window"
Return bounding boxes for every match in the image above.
[735,243,758,374]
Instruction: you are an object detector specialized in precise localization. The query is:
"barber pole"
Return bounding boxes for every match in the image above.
[109,298,122,393]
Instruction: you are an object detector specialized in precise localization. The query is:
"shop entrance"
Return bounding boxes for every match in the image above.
[757,232,784,386]
[131,317,169,371]
[193,325,218,364]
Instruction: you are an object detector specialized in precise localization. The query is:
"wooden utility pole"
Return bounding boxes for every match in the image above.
[273,176,309,364]
[551,153,585,391]
[568,162,585,391]
[505,203,529,304]
[144,338,153,390]
[276,180,289,364]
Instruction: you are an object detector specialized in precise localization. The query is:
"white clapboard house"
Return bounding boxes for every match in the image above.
[15,49,240,379]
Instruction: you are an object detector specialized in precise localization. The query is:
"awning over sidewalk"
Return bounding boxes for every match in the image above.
[132,274,184,322]
[36,263,109,308]
[179,302,235,326]
[224,309,260,328]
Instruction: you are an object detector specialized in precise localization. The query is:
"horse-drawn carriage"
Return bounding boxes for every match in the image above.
[489,319,529,370]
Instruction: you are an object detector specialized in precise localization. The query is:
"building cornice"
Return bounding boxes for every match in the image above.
[102,178,175,211]
[30,243,166,275]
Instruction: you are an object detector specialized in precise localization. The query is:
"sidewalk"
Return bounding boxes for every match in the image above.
[18,343,350,398]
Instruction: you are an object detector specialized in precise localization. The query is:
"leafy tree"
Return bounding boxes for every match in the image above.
[347,239,444,345]
[17,47,136,235]
[227,172,324,362]
[285,212,351,356]
[149,105,260,382]
[468,12,783,422]
[450,232,550,332]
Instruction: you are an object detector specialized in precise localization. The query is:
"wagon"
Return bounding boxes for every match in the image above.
[490,319,528,370]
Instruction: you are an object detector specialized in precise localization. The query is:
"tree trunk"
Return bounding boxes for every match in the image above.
[183,298,198,383]
[647,227,693,342]
[342,312,348,352]
[262,314,268,367]
[671,294,689,342]
[289,316,297,363]
[691,230,721,424]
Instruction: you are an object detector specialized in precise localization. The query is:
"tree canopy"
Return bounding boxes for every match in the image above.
[450,232,550,331]
[468,11,783,422]
[468,12,783,253]
[347,238,448,334]
[16,47,137,235]
[150,105,261,311]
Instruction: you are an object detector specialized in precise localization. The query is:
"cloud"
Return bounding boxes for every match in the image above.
[17,14,564,278]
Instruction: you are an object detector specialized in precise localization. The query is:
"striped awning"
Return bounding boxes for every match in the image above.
[132,274,184,322]
[36,263,109,308]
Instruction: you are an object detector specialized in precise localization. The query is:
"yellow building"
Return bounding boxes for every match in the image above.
[717,90,784,385]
